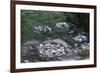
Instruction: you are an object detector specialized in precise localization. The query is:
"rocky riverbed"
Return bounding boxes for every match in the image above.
[21,38,89,63]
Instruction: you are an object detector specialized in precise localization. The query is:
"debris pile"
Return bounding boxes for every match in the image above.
[21,39,89,63]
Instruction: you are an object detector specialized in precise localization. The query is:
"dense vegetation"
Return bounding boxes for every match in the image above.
[21,10,89,46]
[21,10,90,62]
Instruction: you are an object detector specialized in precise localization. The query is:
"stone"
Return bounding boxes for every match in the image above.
[73,33,87,43]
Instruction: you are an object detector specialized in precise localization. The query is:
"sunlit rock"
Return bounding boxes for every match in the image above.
[73,33,87,43]
[56,22,70,30]
[21,38,89,62]
[34,25,52,33]
[37,39,73,61]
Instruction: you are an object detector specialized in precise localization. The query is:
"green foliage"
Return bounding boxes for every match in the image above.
[21,10,89,45]
[64,12,89,32]
[21,10,66,43]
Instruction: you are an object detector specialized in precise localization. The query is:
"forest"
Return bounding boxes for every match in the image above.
[21,10,90,63]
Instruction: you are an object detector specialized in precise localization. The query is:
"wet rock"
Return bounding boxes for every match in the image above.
[73,33,87,43]
[56,22,70,29]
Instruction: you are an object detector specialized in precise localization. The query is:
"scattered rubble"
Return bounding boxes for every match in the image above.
[34,25,52,33]
[56,22,70,29]
[21,39,89,63]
